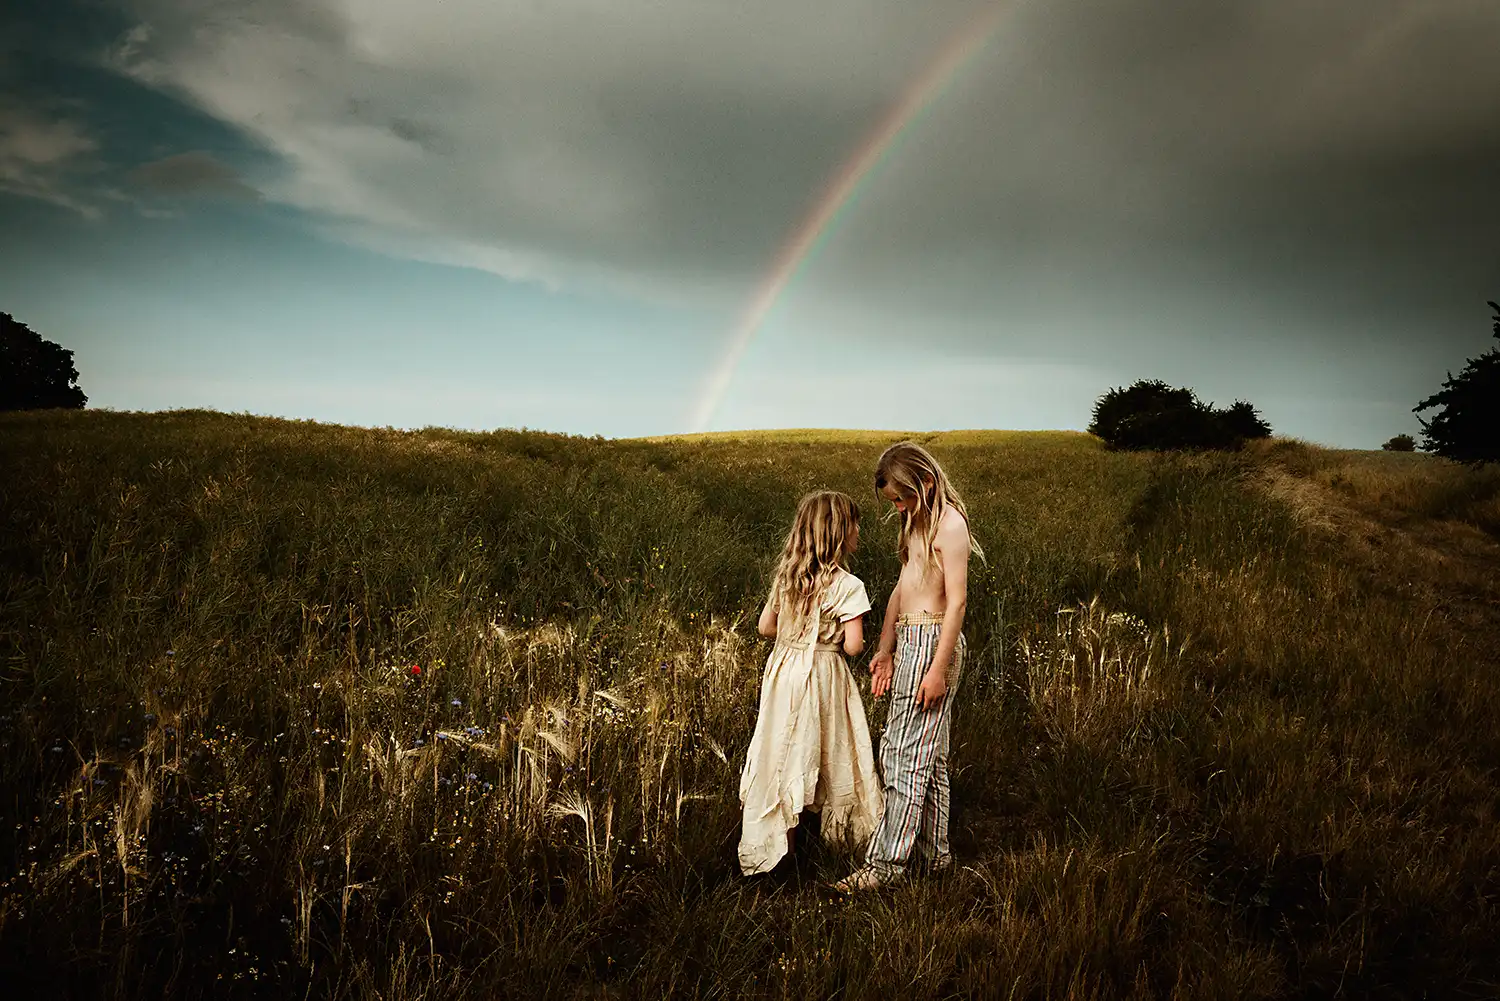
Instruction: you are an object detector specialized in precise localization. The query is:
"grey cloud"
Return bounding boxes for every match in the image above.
[387,117,446,153]
[98,0,1500,358]
[128,150,260,198]
[103,0,988,290]
[0,100,103,217]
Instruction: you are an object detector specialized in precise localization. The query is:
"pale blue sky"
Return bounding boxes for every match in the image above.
[3,0,1498,445]
[3,193,713,435]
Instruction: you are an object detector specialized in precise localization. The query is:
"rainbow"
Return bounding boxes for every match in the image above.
[688,1,1017,433]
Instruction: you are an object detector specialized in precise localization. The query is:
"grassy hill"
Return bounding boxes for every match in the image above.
[2,409,1498,999]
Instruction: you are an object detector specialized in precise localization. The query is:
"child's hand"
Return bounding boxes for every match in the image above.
[869,650,894,698]
[917,667,947,710]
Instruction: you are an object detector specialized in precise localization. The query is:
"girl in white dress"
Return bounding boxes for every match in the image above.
[738,490,884,875]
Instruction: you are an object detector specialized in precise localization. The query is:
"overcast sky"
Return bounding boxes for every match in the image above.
[2,0,1497,444]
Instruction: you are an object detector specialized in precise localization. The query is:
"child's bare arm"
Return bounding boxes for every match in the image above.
[841,614,865,657]
[757,592,779,637]
[917,515,970,710]
[875,586,900,656]
[869,587,900,697]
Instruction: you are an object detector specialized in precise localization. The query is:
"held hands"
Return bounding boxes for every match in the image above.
[869,649,894,698]
[916,666,948,711]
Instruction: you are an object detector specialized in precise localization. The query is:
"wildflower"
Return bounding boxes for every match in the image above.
[410,664,422,677]
[450,698,462,707]
[166,649,175,657]
[413,738,425,748]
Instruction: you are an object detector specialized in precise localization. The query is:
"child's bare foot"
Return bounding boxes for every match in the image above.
[829,866,895,894]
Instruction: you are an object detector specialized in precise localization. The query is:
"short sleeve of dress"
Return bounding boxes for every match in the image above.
[827,571,872,622]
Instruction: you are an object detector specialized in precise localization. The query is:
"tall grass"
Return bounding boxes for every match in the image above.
[1,410,1497,999]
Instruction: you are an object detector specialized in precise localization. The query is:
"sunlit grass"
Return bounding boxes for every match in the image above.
[634,427,1097,448]
[2,410,1497,998]
[635,427,920,444]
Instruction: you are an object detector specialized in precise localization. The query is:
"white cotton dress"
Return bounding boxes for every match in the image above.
[738,569,884,875]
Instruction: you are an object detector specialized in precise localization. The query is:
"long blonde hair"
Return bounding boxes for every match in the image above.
[874,441,984,572]
[771,490,860,626]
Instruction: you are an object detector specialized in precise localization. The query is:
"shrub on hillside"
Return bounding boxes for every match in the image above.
[1,312,87,411]
[1382,434,1417,452]
[1414,301,1500,464]
[1088,379,1272,451]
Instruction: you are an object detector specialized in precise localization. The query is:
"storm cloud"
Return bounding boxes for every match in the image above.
[1,0,1496,440]
[93,1,1498,303]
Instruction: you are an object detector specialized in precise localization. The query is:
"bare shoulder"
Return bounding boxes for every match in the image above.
[933,507,970,552]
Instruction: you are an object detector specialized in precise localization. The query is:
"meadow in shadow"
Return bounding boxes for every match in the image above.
[2,411,1498,999]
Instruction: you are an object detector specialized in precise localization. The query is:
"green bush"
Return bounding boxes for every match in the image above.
[1382,434,1417,452]
[1088,380,1272,451]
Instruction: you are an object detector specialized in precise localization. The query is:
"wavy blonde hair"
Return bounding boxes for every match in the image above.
[770,490,860,627]
[874,441,984,574]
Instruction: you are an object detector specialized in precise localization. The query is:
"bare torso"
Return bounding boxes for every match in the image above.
[893,509,962,614]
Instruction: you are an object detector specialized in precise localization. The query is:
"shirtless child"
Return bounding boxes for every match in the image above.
[834,441,983,892]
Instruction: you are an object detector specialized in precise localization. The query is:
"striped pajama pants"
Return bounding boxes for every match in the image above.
[866,613,965,878]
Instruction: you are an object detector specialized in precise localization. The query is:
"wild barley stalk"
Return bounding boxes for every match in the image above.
[3,414,1498,998]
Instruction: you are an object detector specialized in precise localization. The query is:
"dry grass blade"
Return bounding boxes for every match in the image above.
[4,414,1498,999]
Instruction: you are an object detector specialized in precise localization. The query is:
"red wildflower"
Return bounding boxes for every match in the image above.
[410,664,422,677]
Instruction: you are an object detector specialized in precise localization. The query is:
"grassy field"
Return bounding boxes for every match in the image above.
[2,409,1499,999]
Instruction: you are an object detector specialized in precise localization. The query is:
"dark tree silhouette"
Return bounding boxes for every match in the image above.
[1089,380,1198,450]
[1088,379,1273,451]
[2,313,87,411]
[1382,434,1416,452]
[1414,301,1500,464]
[1219,400,1273,441]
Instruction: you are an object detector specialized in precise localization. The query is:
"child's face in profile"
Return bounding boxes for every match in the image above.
[846,521,860,554]
[881,475,934,516]
[881,482,912,514]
